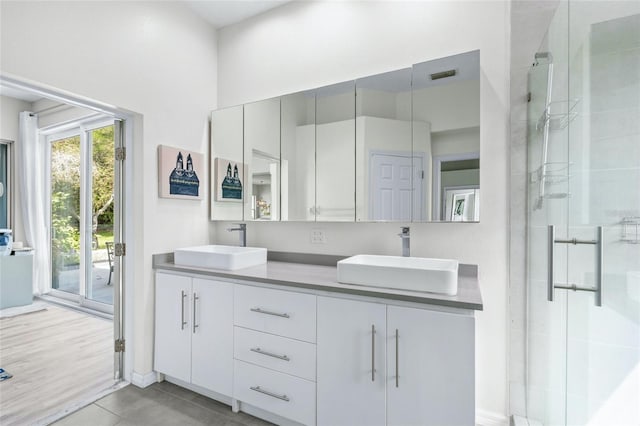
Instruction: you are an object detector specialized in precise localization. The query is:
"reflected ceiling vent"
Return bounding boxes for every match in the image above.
[534,51,553,65]
[430,69,456,80]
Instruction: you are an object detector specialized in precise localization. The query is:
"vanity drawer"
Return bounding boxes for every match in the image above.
[234,360,316,426]
[234,326,316,382]
[234,285,317,343]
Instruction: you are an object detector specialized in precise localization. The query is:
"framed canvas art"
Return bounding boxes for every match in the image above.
[158,145,204,200]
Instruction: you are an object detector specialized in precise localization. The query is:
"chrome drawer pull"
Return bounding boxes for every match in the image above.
[250,386,290,402]
[250,307,290,318]
[395,328,399,388]
[371,324,376,382]
[193,293,199,333]
[251,347,290,361]
[180,291,187,330]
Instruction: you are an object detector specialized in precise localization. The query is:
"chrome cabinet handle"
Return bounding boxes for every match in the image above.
[250,307,290,318]
[250,347,290,361]
[548,225,603,307]
[395,329,399,388]
[193,293,199,333]
[548,225,555,302]
[595,226,603,306]
[371,324,376,382]
[250,386,290,402]
[180,290,187,330]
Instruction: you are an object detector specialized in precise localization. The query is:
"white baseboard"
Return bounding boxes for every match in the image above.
[477,409,509,426]
[131,371,157,388]
[511,415,543,426]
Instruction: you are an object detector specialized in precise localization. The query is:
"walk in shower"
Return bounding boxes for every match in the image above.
[526,1,640,425]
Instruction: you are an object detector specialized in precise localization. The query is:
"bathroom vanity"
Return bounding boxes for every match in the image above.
[153,253,482,426]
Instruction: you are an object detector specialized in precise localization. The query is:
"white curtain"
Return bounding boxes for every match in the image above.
[17,112,49,295]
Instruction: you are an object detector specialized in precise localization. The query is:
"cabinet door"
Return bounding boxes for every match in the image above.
[191,278,234,396]
[387,306,475,426]
[154,272,191,382]
[317,296,386,426]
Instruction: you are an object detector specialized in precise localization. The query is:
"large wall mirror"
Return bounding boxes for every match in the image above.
[281,90,315,221]
[316,81,355,222]
[210,50,480,223]
[210,105,243,221]
[356,68,413,222]
[244,97,281,221]
[413,50,480,222]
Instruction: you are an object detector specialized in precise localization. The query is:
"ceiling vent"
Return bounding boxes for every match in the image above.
[430,69,457,80]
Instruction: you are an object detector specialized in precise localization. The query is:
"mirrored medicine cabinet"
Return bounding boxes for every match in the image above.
[211,50,480,223]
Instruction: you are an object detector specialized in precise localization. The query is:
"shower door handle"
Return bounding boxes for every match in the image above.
[547,225,603,307]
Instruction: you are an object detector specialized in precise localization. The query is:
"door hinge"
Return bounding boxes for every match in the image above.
[421,170,425,179]
[115,338,125,352]
[115,147,126,161]
[527,92,532,103]
[114,243,126,256]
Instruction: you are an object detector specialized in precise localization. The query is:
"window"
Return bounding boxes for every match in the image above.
[0,140,12,229]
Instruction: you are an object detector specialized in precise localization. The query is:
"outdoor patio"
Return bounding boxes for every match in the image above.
[53,247,113,305]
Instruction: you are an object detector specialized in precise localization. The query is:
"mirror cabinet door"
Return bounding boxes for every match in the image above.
[412,50,480,222]
[315,81,356,222]
[243,97,281,221]
[211,105,244,221]
[281,90,316,221]
[356,68,413,222]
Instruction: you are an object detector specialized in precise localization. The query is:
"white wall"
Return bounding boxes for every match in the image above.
[0,95,31,243]
[431,127,481,157]
[413,80,481,132]
[214,1,510,421]
[1,1,218,379]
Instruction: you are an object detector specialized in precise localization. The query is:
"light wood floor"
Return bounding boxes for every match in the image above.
[0,303,114,425]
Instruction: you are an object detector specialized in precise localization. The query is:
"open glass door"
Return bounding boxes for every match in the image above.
[50,133,82,297]
[85,125,115,307]
[49,121,115,315]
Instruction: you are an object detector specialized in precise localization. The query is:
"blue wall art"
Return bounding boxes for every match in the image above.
[214,157,244,202]
[158,145,204,200]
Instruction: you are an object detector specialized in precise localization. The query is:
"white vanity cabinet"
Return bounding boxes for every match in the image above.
[317,296,475,426]
[317,297,387,426]
[154,272,234,396]
[153,265,479,426]
[233,284,318,426]
[386,305,474,426]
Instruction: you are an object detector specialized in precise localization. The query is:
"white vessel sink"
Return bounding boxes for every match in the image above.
[337,254,459,295]
[174,245,267,270]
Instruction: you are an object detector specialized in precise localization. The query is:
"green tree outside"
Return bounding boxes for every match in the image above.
[51,126,114,278]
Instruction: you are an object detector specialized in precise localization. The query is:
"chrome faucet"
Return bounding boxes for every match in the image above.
[398,227,410,257]
[227,223,247,247]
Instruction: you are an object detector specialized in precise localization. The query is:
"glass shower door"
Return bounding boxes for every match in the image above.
[564,4,640,425]
[527,58,570,426]
[527,2,640,425]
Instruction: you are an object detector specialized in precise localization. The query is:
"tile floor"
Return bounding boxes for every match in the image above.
[53,381,272,426]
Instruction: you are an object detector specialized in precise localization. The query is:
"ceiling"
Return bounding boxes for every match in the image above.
[183,0,292,29]
[1,1,292,102]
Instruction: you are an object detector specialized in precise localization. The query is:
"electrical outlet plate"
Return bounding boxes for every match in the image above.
[311,229,326,244]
